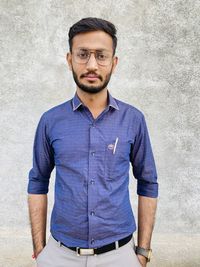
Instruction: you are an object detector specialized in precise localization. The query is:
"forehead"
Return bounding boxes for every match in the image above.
[72,30,113,51]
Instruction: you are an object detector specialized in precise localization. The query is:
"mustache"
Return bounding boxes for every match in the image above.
[80,73,103,81]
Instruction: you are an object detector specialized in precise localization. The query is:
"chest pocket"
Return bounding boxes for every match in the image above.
[104,139,130,180]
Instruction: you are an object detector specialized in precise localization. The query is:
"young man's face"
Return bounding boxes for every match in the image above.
[67,30,118,94]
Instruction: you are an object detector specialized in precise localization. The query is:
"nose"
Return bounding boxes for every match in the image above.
[86,52,98,71]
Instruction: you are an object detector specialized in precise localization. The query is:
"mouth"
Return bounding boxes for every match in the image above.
[83,74,100,81]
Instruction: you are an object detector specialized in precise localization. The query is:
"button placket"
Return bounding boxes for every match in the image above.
[88,124,98,247]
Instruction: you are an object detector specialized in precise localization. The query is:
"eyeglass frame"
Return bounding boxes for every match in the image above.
[71,48,114,66]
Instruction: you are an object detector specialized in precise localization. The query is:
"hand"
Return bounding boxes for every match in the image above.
[137,254,147,267]
[33,246,44,259]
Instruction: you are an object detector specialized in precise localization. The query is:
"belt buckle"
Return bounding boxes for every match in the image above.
[76,247,96,256]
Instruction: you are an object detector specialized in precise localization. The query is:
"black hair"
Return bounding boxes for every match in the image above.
[68,17,117,55]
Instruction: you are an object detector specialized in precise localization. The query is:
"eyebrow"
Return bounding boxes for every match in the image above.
[77,47,110,52]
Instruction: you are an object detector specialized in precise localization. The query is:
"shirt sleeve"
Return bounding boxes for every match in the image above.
[27,113,55,194]
[130,114,158,198]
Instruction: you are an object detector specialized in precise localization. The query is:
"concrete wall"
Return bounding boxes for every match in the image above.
[1,0,200,266]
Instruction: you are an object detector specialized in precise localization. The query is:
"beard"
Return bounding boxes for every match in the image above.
[71,66,113,94]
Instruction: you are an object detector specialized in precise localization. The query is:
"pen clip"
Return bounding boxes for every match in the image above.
[113,137,119,154]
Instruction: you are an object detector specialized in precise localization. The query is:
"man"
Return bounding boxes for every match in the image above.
[28,17,158,267]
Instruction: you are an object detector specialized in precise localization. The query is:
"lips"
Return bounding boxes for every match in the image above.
[84,74,99,81]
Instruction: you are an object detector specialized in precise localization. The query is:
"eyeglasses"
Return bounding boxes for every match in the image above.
[72,48,113,66]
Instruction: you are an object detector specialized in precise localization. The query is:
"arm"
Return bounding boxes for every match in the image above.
[27,113,54,258]
[137,196,158,266]
[130,114,159,266]
[28,194,48,258]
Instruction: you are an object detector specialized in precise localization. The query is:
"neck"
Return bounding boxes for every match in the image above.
[76,88,108,110]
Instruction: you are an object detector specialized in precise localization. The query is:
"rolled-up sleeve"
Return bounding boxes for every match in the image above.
[130,114,158,198]
[27,113,54,194]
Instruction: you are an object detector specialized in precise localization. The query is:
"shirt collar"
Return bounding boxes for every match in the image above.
[72,90,119,111]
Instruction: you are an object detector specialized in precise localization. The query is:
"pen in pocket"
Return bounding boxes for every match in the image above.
[113,137,119,154]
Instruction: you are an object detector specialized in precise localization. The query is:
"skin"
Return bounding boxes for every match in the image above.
[28,30,158,266]
[137,196,158,266]
[28,194,47,258]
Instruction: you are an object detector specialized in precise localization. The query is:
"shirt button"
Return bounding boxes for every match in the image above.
[91,239,95,244]
[90,211,95,216]
[90,179,95,184]
[91,151,95,156]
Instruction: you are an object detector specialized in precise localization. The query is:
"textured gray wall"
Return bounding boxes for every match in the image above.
[1,0,200,266]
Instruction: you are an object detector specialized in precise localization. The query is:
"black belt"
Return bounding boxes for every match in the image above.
[53,234,133,256]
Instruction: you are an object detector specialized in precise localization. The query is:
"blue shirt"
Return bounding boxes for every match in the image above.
[28,90,158,248]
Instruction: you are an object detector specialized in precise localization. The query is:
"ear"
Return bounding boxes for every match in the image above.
[66,52,72,71]
[111,56,118,74]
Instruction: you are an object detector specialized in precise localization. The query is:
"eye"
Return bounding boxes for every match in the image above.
[97,53,107,60]
[77,51,89,59]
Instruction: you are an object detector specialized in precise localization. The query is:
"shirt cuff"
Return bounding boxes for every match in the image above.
[137,179,158,198]
[27,180,49,194]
